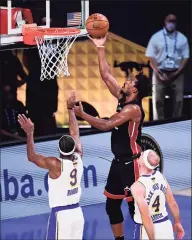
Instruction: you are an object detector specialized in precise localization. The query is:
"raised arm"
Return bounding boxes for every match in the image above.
[131,182,155,240]
[89,35,121,99]
[166,181,185,239]
[18,114,58,169]
[74,102,141,131]
[67,91,83,157]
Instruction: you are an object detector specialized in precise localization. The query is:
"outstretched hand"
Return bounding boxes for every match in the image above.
[88,33,108,47]
[74,102,84,118]
[18,114,34,135]
[67,90,76,109]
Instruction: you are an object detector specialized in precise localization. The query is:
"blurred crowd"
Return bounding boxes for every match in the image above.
[1,48,58,142]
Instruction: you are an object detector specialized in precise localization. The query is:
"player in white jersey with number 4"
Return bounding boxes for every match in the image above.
[131,149,185,240]
[18,90,84,240]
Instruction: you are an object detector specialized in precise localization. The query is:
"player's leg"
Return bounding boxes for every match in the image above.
[106,197,124,239]
[71,207,85,240]
[125,160,139,219]
[56,210,72,240]
[46,211,64,240]
[104,160,126,240]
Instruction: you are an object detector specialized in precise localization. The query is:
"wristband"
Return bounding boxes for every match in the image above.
[97,46,105,48]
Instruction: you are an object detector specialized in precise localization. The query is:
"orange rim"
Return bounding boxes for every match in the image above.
[36,28,80,36]
[25,27,80,36]
[22,25,81,45]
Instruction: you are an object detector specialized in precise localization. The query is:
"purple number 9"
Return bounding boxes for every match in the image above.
[70,168,77,186]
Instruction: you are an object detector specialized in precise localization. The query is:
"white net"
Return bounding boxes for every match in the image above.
[35,34,78,81]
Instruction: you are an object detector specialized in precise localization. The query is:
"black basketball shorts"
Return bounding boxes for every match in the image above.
[104,157,139,202]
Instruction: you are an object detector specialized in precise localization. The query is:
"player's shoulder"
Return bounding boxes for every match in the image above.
[131,180,145,192]
[155,170,163,178]
[154,170,167,182]
[46,156,61,164]
[43,156,61,170]
[125,104,143,122]
[122,102,141,115]
[131,181,146,200]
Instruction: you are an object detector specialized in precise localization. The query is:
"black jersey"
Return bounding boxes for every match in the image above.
[111,100,145,158]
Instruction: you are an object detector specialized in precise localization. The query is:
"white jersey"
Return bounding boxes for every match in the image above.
[48,152,83,208]
[134,171,168,224]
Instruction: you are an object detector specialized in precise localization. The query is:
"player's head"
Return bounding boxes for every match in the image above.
[120,73,150,100]
[58,135,75,158]
[138,149,160,171]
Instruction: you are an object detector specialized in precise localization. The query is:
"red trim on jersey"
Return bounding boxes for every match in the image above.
[134,159,140,181]
[128,121,142,155]
[104,190,125,199]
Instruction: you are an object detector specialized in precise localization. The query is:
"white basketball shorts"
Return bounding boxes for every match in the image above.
[134,217,174,240]
[46,203,84,240]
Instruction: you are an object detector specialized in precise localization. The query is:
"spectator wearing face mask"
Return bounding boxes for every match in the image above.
[146,14,189,120]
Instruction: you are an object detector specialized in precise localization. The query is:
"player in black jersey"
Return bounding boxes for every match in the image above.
[74,35,151,240]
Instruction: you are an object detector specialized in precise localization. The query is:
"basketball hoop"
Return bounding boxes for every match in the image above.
[22,24,82,81]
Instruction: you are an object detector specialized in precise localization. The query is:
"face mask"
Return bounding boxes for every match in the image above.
[166,22,176,32]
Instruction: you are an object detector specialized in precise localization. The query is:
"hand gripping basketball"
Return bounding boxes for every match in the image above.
[88,34,108,47]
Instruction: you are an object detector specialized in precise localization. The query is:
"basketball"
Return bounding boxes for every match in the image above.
[86,13,109,38]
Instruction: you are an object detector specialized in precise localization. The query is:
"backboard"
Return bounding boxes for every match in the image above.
[0,0,89,50]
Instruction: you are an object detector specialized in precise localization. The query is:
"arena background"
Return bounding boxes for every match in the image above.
[0,0,191,240]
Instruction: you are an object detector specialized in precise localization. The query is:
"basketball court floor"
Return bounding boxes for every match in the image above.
[1,121,191,240]
[1,195,191,240]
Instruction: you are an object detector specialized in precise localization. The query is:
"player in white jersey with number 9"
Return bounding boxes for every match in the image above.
[131,149,185,240]
[18,90,84,240]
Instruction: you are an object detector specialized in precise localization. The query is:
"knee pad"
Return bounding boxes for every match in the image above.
[105,198,124,225]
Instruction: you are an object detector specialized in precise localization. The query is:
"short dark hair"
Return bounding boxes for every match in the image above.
[58,135,75,156]
[135,73,151,99]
